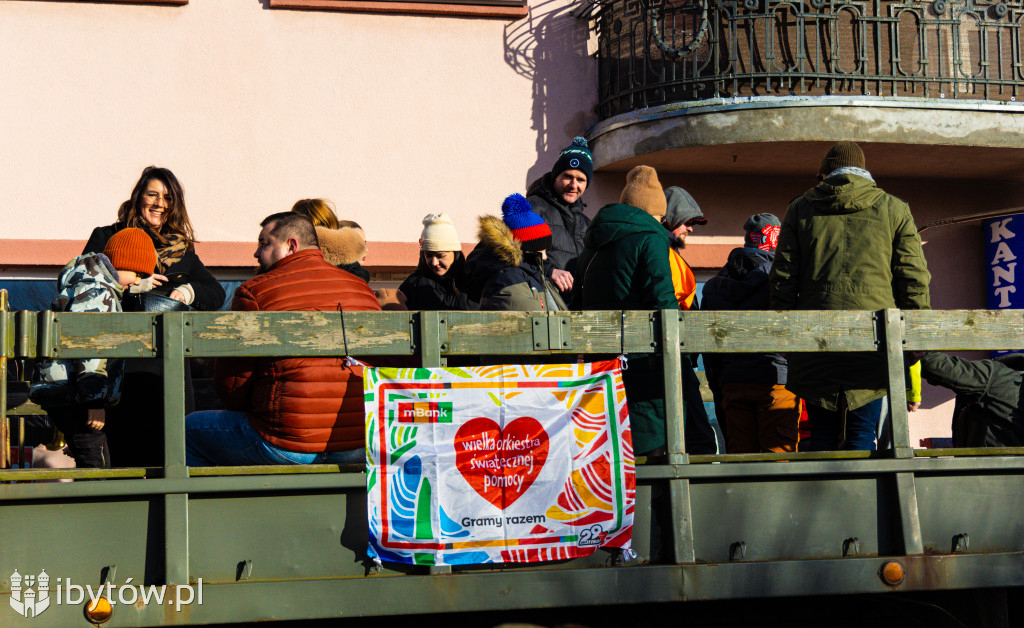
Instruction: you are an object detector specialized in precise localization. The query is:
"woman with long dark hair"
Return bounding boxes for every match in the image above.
[83,166,224,310]
[81,166,225,467]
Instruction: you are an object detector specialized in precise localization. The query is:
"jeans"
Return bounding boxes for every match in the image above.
[806,396,889,451]
[185,410,364,466]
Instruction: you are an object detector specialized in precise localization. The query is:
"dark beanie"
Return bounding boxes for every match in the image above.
[103,227,157,276]
[550,137,594,183]
[619,166,667,218]
[502,193,552,252]
[743,213,782,251]
[818,141,866,177]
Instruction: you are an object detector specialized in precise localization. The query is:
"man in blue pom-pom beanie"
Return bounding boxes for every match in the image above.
[526,136,594,299]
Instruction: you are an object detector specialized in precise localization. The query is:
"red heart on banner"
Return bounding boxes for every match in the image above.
[455,417,549,509]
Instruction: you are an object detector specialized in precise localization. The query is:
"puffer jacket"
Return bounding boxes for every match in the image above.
[769,173,931,410]
[920,352,1024,447]
[30,253,125,409]
[701,246,787,386]
[460,216,566,312]
[526,173,589,276]
[214,248,381,452]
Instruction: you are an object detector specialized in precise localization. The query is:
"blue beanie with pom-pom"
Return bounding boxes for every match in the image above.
[551,136,594,183]
[502,193,552,253]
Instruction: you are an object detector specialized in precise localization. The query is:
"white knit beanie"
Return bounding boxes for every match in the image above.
[420,213,461,252]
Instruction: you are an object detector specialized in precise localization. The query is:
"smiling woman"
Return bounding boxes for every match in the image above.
[82,166,224,311]
[79,165,226,468]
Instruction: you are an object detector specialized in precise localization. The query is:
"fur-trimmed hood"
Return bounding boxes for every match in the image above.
[476,215,523,267]
[460,215,546,304]
[315,226,366,267]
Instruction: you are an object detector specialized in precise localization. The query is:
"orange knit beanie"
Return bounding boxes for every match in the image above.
[620,165,667,218]
[103,228,157,276]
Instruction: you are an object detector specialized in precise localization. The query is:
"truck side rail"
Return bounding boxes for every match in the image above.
[2,308,1024,626]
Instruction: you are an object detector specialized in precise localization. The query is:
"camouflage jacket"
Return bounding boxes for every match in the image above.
[29,253,125,409]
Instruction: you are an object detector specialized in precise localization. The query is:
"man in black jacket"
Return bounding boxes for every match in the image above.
[919,352,1024,447]
[526,137,593,298]
[702,214,798,453]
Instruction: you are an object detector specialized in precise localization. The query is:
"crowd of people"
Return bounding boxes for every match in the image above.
[29,139,1024,470]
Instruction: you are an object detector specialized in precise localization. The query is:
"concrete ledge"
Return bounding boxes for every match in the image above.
[0,239,478,272]
[269,0,528,18]
[590,96,1024,179]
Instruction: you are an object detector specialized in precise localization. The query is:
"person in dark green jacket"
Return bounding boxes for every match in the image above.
[769,141,931,451]
[574,166,718,456]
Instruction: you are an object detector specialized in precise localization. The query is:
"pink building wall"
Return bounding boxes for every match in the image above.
[0,0,597,268]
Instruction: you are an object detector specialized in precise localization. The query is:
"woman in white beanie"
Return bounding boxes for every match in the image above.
[398,213,475,310]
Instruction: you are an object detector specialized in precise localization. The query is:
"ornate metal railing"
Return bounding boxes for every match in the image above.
[593,0,1024,118]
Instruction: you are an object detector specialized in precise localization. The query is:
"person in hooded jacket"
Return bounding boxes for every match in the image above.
[917,352,1024,447]
[461,194,565,312]
[573,166,718,457]
[526,137,593,299]
[769,141,931,451]
[315,224,371,283]
[702,213,799,453]
[399,213,475,311]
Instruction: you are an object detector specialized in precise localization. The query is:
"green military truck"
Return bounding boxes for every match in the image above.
[3,306,1023,626]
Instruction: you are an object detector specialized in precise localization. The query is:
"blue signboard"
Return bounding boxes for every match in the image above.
[984,214,1024,355]
[984,214,1024,309]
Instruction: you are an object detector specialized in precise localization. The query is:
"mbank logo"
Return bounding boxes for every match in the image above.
[10,569,51,618]
[397,401,452,423]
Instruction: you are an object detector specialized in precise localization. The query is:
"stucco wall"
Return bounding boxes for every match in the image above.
[0,0,596,256]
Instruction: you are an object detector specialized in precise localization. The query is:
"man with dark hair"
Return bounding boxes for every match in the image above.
[186,212,381,466]
[769,141,931,451]
[256,212,319,273]
[526,136,594,297]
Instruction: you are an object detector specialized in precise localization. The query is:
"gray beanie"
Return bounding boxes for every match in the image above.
[743,213,782,251]
[663,187,706,230]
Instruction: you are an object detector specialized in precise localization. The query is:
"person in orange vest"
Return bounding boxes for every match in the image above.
[662,187,706,311]
[662,186,719,453]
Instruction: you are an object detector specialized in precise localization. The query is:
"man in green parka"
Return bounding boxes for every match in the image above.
[574,165,718,456]
[769,141,931,451]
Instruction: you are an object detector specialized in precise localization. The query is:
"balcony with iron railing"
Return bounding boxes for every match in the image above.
[586,0,1024,176]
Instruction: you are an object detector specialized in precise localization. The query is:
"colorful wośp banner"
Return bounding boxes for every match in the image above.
[364,360,635,566]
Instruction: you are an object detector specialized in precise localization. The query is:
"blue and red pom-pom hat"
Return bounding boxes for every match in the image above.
[502,193,553,253]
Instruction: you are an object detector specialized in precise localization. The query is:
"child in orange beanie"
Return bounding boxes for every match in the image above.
[29,228,157,468]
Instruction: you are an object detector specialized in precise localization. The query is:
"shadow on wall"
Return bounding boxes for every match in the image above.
[504,0,599,189]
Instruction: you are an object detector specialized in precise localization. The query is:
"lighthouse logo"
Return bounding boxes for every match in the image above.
[10,569,51,618]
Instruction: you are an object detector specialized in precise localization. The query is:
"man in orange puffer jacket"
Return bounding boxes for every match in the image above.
[186,212,381,466]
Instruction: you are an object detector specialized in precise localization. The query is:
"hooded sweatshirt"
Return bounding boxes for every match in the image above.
[769,173,930,410]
